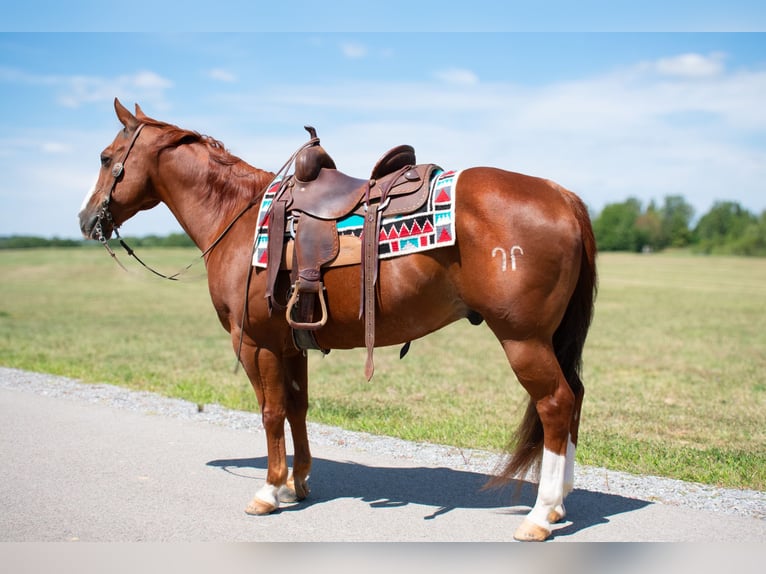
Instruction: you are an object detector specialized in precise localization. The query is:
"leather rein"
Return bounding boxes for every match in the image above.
[94,123,257,281]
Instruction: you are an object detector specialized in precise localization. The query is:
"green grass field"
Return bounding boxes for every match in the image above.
[1,248,764,490]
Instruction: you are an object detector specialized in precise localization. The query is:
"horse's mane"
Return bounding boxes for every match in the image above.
[139,116,273,216]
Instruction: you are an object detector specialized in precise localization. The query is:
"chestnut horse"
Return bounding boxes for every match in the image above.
[79,99,596,541]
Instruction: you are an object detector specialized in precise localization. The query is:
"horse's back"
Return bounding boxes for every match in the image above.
[458,166,582,218]
[455,166,586,255]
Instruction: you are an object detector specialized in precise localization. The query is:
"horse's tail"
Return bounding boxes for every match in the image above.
[490,188,598,487]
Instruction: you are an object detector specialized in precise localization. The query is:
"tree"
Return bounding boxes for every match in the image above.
[693,201,757,254]
[593,198,643,252]
[634,200,664,251]
[725,210,766,256]
[660,195,694,248]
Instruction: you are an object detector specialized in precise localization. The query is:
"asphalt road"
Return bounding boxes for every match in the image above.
[1,374,765,544]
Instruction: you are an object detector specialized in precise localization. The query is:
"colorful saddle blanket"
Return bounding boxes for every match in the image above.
[252,169,459,268]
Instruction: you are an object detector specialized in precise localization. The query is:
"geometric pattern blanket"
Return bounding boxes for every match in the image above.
[252,169,459,268]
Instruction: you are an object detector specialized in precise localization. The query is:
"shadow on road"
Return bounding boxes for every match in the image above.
[207,456,651,539]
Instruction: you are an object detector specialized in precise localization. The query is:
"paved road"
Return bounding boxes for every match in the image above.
[1,371,765,544]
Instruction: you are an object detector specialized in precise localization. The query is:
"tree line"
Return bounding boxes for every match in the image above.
[0,232,195,250]
[3,200,766,256]
[592,196,766,256]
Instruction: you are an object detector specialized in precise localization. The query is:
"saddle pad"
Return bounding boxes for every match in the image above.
[252,169,459,268]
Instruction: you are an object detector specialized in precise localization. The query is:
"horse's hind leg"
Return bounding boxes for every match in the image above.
[501,338,576,541]
[280,352,311,503]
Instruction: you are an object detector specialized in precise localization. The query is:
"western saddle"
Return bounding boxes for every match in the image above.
[264,127,439,380]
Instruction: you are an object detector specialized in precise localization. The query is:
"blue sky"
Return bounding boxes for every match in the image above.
[2,4,766,238]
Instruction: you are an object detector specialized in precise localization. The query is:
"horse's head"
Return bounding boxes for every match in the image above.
[78,98,160,240]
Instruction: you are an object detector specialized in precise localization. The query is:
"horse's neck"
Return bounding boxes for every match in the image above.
[157,145,272,251]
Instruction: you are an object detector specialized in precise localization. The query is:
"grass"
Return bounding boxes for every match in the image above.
[1,247,764,491]
[578,253,766,488]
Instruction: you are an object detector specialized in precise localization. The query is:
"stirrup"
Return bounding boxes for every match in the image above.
[285,281,329,331]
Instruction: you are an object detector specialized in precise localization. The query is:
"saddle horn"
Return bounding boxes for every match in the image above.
[295,126,336,182]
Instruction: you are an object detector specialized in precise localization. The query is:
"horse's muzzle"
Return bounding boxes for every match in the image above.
[79,211,112,241]
[79,211,97,239]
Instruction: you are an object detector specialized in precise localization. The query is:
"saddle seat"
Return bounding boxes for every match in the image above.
[264,127,438,380]
[290,143,419,220]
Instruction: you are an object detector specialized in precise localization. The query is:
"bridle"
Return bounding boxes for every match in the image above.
[98,123,145,230]
[94,123,146,271]
[94,122,257,281]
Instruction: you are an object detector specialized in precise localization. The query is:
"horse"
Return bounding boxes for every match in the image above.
[79,98,597,542]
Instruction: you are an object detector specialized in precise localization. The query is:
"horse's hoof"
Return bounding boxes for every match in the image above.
[279,476,310,503]
[513,519,551,542]
[547,504,566,523]
[293,478,310,500]
[278,484,298,504]
[245,497,278,515]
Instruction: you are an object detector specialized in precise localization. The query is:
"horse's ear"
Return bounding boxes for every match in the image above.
[135,103,147,119]
[114,97,139,130]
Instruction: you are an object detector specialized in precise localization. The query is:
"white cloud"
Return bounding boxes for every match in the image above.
[131,70,172,89]
[207,68,238,83]
[55,70,173,109]
[41,141,72,154]
[434,67,479,86]
[340,42,367,59]
[651,52,726,79]
[0,66,174,110]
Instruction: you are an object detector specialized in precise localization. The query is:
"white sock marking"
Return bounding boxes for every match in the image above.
[564,437,576,496]
[255,483,280,509]
[527,447,567,529]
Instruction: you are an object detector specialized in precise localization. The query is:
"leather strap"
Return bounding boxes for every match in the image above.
[265,199,287,311]
[362,200,379,381]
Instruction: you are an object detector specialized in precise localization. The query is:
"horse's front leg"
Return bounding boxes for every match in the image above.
[239,343,289,515]
[279,351,311,503]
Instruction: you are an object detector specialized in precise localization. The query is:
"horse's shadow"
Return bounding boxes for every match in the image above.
[206,456,651,539]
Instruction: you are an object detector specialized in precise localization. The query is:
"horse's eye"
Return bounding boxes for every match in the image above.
[100,154,111,168]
